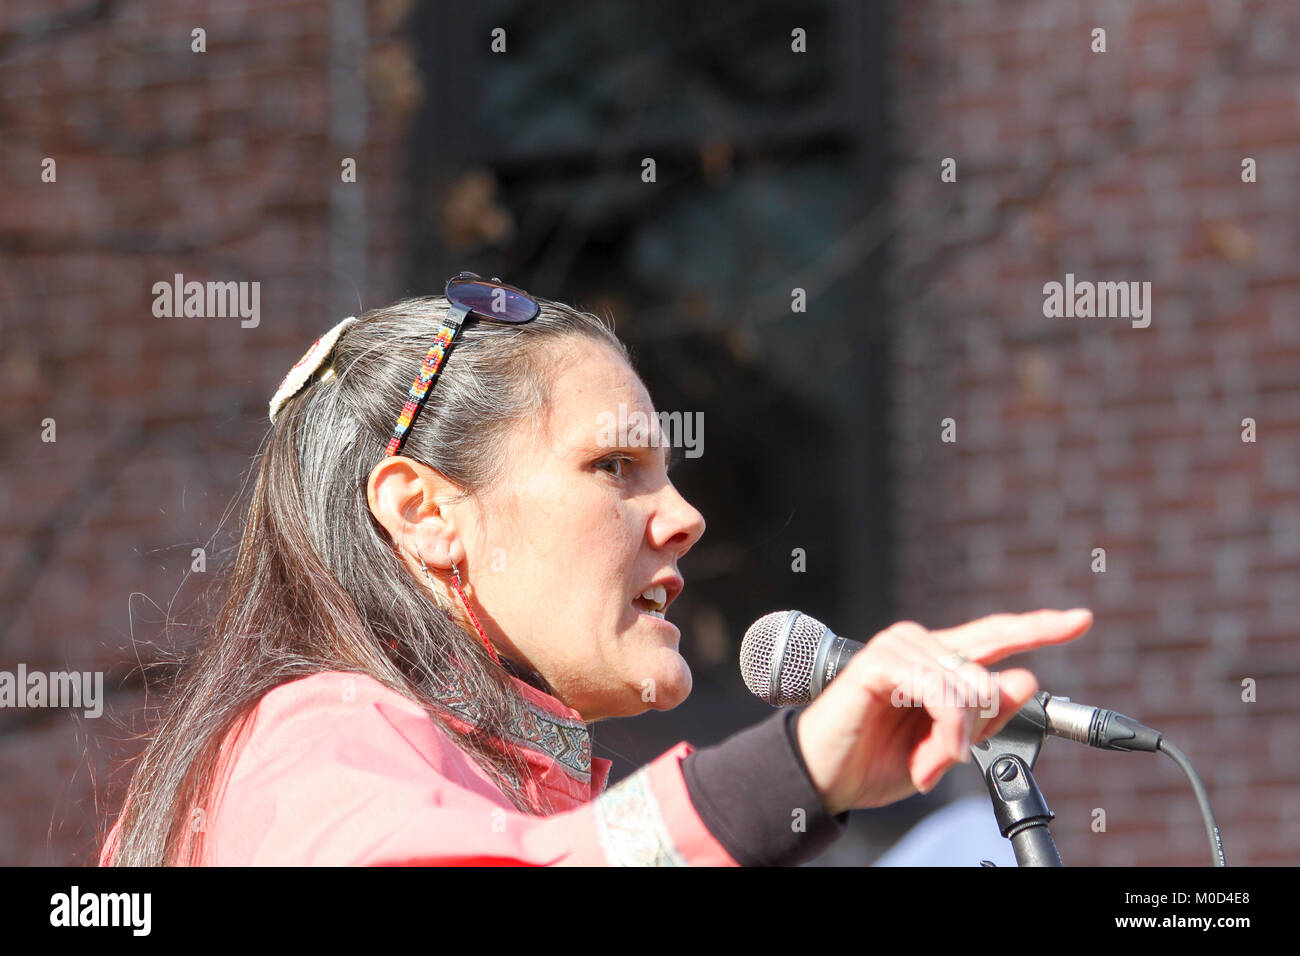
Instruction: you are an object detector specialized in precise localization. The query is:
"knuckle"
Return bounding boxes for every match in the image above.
[887,620,926,638]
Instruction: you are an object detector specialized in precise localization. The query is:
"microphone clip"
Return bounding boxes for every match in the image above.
[971,692,1064,866]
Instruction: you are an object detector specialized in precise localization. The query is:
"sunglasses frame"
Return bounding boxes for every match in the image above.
[444,271,542,324]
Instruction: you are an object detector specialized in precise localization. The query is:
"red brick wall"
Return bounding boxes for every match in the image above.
[890,2,1300,864]
[0,0,413,864]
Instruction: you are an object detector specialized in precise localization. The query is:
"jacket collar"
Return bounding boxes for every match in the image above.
[502,673,613,798]
[426,664,612,804]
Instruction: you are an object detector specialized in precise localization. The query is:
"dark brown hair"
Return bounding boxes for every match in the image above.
[106,293,630,865]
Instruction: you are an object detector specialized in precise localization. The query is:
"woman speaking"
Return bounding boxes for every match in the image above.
[100,273,1093,866]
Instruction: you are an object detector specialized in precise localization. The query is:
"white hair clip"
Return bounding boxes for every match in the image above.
[268,316,358,423]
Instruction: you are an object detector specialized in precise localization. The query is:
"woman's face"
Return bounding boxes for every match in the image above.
[378,337,706,721]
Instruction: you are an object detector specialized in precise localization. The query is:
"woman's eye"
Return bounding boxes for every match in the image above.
[597,455,631,478]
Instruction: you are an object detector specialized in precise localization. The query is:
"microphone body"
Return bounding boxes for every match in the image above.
[741,610,1161,753]
[810,631,863,699]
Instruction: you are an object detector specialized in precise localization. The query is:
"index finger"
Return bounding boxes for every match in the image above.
[931,608,1093,666]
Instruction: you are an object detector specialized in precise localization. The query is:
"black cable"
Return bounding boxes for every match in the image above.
[1157,737,1227,867]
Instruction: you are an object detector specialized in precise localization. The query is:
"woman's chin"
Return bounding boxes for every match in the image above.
[636,651,693,712]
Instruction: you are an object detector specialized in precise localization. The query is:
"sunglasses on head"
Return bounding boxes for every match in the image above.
[382,272,541,457]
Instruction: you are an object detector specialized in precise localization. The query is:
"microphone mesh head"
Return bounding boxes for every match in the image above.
[739,610,829,706]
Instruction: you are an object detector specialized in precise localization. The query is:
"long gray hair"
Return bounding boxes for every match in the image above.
[107,293,631,865]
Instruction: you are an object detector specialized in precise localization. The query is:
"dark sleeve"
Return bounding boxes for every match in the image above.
[680,705,850,866]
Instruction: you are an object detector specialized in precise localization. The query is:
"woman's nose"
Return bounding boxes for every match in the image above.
[652,483,706,557]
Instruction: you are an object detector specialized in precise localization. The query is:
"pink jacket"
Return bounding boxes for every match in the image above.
[100,671,739,866]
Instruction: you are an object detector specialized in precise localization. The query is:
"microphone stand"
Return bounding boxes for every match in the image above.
[970,691,1062,866]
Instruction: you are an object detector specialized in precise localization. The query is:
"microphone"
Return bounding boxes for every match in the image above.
[739,610,1162,753]
[739,610,856,706]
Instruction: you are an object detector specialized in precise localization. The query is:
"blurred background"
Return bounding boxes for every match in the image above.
[1,0,1297,865]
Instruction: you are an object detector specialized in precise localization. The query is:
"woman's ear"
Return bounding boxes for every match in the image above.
[366,456,466,571]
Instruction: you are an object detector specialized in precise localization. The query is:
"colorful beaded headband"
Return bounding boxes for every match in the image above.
[383,303,470,457]
[383,272,540,457]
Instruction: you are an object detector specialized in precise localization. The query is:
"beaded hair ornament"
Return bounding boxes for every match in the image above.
[267,316,357,423]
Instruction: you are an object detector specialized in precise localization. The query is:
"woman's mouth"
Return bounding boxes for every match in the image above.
[633,585,668,619]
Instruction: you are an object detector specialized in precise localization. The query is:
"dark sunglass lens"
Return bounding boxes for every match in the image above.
[447,279,539,324]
